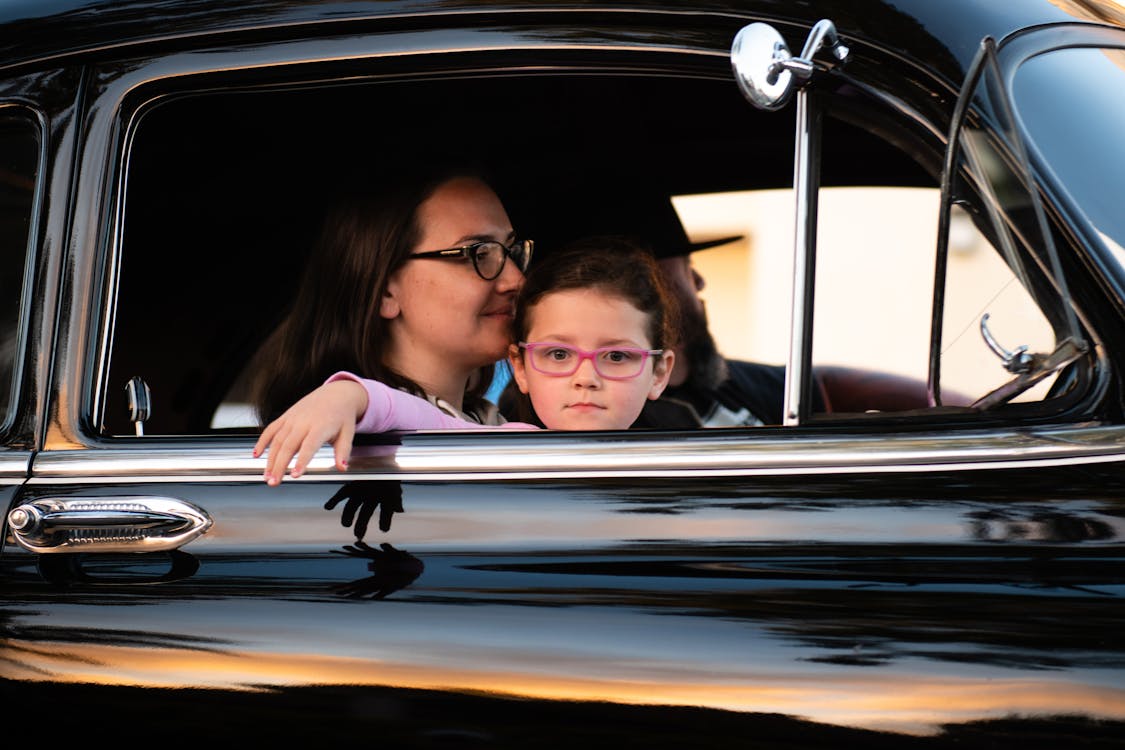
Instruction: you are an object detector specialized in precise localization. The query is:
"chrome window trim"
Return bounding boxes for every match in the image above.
[62,19,1099,464]
[0,102,48,440]
[31,423,1125,481]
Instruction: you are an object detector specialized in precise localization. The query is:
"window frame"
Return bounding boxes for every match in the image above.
[929,31,1105,416]
[0,105,45,440]
[32,19,1125,484]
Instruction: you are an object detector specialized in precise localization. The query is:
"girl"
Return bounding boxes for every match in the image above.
[255,236,678,484]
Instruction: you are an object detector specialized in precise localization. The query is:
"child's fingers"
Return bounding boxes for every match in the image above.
[331,422,356,471]
[264,425,302,485]
[253,419,280,458]
[289,436,319,479]
[257,401,358,484]
[289,421,349,479]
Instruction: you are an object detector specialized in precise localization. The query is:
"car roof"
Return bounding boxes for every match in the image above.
[3,0,1122,75]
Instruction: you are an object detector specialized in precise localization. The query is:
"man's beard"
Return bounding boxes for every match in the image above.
[679,302,728,391]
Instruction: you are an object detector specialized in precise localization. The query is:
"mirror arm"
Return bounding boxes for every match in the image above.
[783,89,823,426]
[731,19,848,425]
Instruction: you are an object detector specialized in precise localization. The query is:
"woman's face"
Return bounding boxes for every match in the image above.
[509,288,674,430]
[381,176,524,387]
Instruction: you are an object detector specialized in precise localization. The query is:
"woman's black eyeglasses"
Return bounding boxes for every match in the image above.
[408,239,534,281]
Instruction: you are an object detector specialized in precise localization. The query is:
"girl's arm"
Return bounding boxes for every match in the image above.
[254,376,368,484]
[255,371,536,485]
[326,371,519,432]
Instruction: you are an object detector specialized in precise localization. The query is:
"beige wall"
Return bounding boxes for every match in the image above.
[672,188,1056,401]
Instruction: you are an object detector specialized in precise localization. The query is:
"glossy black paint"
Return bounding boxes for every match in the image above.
[3,1,1125,746]
[1,0,1112,75]
[5,468,1125,743]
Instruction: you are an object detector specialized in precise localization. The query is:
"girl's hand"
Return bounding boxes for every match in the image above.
[253,379,369,485]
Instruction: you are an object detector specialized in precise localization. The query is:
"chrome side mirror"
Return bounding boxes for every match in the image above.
[730,19,849,425]
[731,20,849,111]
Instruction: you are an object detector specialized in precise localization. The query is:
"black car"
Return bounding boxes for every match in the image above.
[3,0,1125,745]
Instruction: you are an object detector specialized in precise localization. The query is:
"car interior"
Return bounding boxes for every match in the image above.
[105,65,1086,437]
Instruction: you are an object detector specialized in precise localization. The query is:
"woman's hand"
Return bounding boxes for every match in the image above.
[253,379,369,485]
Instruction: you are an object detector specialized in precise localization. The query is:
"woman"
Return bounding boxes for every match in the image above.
[253,165,531,432]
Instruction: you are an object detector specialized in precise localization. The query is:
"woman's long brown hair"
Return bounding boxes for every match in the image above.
[253,166,498,424]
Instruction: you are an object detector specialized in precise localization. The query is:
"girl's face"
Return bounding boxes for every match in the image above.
[509,288,674,430]
[381,176,524,390]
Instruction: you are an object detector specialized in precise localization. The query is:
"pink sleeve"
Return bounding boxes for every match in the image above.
[324,371,539,433]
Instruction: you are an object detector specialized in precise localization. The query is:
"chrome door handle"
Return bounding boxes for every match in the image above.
[7,497,212,554]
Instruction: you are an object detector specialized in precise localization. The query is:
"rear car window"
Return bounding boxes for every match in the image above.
[0,110,40,434]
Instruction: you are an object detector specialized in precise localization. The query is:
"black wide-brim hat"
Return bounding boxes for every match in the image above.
[514,188,742,260]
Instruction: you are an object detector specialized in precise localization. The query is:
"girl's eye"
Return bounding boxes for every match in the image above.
[546,347,573,362]
[601,349,636,364]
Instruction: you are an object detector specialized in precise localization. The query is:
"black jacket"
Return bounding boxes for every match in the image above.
[635,360,826,428]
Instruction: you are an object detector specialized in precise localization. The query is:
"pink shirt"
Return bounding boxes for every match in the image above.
[326,371,538,433]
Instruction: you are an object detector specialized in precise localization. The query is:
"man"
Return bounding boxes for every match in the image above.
[618,196,825,428]
[645,250,800,427]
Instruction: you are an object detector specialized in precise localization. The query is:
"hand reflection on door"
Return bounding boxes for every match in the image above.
[324,480,404,538]
[333,540,424,599]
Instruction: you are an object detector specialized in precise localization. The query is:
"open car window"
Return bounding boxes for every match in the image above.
[102,28,1100,437]
[107,71,801,436]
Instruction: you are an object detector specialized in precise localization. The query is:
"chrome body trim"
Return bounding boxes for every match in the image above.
[30,423,1125,481]
[0,452,31,479]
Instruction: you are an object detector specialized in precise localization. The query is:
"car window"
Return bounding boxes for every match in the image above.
[934,37,1090,412]
[103,44,1095,436]
[677,184,940,392]
[0,109,40,435]
[102,71,840,435]
[810,184,940,399]
[1013,44,1125,268]
[939,202,1058,403]
[680,181,1074,413]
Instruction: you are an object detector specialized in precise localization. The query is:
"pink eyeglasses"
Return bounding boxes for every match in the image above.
[518,341,663,380]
